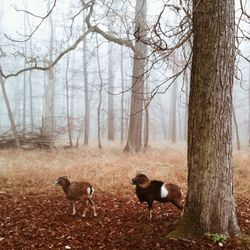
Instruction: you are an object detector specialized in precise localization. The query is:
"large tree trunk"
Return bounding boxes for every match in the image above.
[170,0,240,238]
[124,0,147,152]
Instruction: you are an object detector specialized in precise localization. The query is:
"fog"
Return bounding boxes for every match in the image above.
[0,0,250,147]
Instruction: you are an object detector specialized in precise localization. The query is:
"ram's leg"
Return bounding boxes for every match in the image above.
[148,201,153,220]
[72,201,76,215]
[88,197,97,217]
[171,199,183,210]
[82,200,89,217]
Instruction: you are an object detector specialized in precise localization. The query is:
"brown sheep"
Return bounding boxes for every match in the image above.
[55,176,97,217]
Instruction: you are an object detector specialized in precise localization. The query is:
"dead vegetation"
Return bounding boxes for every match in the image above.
[0,129,55,150]
[0,145,249,249]
[0,144,188,196]
[0,144,248,198]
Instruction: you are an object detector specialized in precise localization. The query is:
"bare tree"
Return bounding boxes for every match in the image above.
[120,44,125,143]
[144,80,149,149]
[0,75,20,147]
[65,53,73,147]
[83,11,90,146]
[41,1,55,140]
[171,80,177,143]
[22,1,28,134]
[124,0,147,152]
[233,107,241,150]
[107,21,115,141]
[183,69,189,141]
[96,36,103,150]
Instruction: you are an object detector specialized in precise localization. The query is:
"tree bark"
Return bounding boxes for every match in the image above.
[124,0,147,152]
[170,0,240,238]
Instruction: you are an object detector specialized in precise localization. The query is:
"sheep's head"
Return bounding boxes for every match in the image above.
[131,173,150,188]
[54,176,70,187]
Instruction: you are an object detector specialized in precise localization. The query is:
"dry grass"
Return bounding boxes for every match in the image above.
[0,143,249,198]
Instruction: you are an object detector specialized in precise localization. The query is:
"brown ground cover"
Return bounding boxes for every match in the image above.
[0,145,249,249]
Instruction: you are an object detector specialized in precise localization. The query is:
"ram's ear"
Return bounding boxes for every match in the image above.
[54,178,59,185]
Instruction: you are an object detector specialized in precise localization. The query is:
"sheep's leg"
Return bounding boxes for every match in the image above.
[82,200,89,217]
[148,201,153,220]
[88,197,97,217]
[72,201,76,215]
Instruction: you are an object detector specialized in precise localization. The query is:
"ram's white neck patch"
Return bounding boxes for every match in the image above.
[160,184,168,198]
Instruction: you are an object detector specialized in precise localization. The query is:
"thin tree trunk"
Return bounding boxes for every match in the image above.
[29,71,34,132]
[171,56,177,143]
[107,22,115,141]
[22,71,27,134]
[83,11,89,146]
[23,6,27,134]
[120,45,125,143]
[0,75,20,147]
[70,53,75,142]
[171,82,177,143]
[168,92,172,141]
[144,81,149,149]
[232,107,240,150]
[183,69,189,141]
[26,3,34,133]
[65,54,73,147]
[96,36,103,150]
[159,102,167,140]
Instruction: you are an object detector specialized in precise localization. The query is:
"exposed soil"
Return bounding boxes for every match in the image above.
[0,191,249,250]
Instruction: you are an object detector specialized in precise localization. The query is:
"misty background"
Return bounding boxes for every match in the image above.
[0,0,249,148]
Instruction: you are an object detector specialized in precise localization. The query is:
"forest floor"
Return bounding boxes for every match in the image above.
[0,145,249,249]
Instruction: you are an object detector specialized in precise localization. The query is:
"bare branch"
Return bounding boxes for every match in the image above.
[4,0,57,43]
[1,27,94,79]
